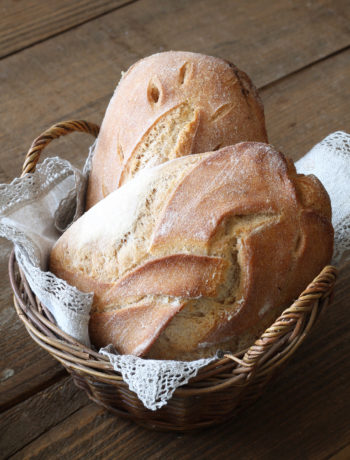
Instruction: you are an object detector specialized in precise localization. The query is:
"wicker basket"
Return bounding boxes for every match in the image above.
[9,120,338,431]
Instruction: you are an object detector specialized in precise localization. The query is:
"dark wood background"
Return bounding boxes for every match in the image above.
[0,1,349,458]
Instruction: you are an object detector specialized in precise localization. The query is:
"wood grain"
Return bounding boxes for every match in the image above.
[262,49,350,159]
[1,0,350,183]
[3,42,350,448]
[1,377,88,458]
[1,0,348,410]
[0,238,66,411]
[0,0,349,456]
[7,268,350,460]
[0,0,136,58]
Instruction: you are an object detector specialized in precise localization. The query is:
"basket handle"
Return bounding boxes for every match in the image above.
[240,265,337,369]
[21,120,100,177]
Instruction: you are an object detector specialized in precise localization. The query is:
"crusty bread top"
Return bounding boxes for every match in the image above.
[86,51,267,209]
[51,143,333,359]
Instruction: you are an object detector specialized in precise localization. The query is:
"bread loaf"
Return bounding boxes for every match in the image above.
[50,143,333,360]
[86,51,267,209]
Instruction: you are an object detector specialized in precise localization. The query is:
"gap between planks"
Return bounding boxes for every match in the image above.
[3,59,350,456]
[1,45,349,414]
[1,0,349,424]
[0,0,141,60]
[0,368,67,413]
[259,43,350,92]
[1,44,346,409]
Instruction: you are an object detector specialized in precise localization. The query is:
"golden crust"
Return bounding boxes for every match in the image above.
[50,143,333,359]
[151,143,296,250]
[89,301,185,356]
[86,51,267,209]
[101,254,228,302]
[147,145,334,359]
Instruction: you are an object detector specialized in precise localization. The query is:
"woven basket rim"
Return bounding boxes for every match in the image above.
[9,119,338,400]
[9,241,337,396]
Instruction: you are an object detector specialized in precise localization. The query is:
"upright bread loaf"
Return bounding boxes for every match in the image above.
[86,51,267,209]
[50,143,333,360]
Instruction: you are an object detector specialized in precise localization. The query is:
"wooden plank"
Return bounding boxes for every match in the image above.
[1,0,348,410]
[0,0,349,430]
[4,45,350,459]
[262,50,350,160]
[8,265,350,460]
[1,0,350,182]
[1,377,88,459]
[0,238,66,411]
[0,0,136,58]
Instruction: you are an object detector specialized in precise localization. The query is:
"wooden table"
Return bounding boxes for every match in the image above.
[0,1,349,458]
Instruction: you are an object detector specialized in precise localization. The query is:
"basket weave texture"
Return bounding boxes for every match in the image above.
[9,120,338,431]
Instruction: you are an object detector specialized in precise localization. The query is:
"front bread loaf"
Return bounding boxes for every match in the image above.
[86,51,268,209]
[50,143,333,360]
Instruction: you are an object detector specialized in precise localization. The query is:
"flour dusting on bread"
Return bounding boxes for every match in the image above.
[50,143,333,359]
[86,51,268,209]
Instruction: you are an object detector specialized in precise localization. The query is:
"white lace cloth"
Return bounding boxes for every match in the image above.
[295,132,350,265]
[0,132,349,410]
[100,345,217,409]
[0,157,93,346]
